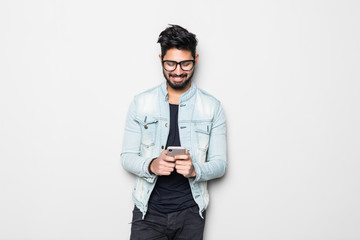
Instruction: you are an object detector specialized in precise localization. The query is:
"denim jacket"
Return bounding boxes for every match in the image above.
[121,82,227,218]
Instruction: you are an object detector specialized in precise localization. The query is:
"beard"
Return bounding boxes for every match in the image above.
[163,69,195,90]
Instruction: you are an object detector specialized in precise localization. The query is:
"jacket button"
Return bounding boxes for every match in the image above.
[165,123,168,127]
[161,145,164,149]
[144,125,148,129]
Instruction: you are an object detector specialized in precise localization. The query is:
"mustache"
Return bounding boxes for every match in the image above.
[169,73,188,78]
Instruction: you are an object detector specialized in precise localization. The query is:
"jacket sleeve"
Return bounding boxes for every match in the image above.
[120,97,156,183]
[193,101,227,182]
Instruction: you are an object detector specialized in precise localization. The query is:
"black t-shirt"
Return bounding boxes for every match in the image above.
[148,104,196,213]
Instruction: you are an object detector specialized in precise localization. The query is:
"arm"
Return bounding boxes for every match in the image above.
[120,98,156,183]
[193,102,227,182]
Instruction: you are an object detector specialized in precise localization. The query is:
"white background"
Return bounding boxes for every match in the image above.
[1,1,360,239]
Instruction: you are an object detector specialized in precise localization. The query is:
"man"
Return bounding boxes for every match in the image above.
[121,24,227,240]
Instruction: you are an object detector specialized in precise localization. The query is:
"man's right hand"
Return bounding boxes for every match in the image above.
[149,150,176,176]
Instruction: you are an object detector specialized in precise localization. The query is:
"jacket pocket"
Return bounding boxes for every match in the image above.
[135,115,159,147]
[195,122,212,152]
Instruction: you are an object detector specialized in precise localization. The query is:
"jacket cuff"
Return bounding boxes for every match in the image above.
[192,162,202,183]
[143,157,156,183]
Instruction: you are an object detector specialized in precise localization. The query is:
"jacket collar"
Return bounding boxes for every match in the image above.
[160,81,197,103]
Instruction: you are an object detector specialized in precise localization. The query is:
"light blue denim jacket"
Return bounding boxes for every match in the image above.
[121,82,227,218]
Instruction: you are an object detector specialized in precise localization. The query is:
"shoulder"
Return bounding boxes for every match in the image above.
[195,87,222,108]
[130,84,162,113]
[193,86,224,120]
[133,84,161,103]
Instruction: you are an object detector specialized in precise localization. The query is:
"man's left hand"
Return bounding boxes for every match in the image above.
[174,150,196,178]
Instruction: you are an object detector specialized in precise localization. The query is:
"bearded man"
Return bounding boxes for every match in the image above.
[121,24,227,240]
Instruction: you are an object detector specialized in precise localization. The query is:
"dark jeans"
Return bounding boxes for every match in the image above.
[130,205,206,240]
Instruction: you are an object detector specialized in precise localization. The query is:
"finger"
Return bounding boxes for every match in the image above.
[163,162,175,168]
[161,166,174,173]
[164,167,175,172]
[175,154,189,160]
[164,156,176,162]
[175,164,190,170]
[176,169,189,176]
[175,160,188,166]
[160,150,167,157]
[160,171,172,176]
[174,166,183,172]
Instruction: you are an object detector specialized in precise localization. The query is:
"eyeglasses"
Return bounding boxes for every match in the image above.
[162,60,195,72]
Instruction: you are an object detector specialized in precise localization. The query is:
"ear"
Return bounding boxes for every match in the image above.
[159,54,162,62]
[195,54,199,65]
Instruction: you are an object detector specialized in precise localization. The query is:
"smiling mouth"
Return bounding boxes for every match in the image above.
[170,74,187,82]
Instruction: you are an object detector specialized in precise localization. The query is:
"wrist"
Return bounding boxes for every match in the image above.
[191,168,196,178]
[148,158,156,175]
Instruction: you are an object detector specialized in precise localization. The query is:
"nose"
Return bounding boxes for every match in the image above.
[173,64,183,75]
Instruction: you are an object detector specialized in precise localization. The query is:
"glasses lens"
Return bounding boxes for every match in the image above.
[163,61,176,71]
[180,61,194,71]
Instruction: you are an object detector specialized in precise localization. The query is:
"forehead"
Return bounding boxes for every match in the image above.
[163,48,193,61]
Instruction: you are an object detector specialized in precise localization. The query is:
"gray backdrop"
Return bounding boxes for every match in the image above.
[1,1,359,239]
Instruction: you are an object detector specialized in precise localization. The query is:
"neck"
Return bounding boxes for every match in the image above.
[167,82,191,105]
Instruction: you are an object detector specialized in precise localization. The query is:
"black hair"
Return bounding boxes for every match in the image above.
[157,24,198,60]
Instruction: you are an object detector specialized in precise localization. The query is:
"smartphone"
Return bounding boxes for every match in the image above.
[167,146,186,157]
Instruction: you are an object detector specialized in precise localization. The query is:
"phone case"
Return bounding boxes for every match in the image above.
[167,146,186,157]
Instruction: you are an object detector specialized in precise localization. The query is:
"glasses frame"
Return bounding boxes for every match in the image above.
[162,60,195,72]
